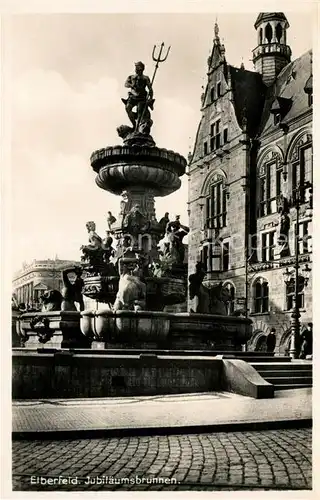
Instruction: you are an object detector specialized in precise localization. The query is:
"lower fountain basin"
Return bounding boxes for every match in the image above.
[80,310,252,350]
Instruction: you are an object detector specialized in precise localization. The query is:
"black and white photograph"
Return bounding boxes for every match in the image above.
[4,1,316,494]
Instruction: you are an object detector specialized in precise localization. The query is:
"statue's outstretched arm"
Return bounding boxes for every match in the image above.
[62,269,71,286]
[125,75,133,89]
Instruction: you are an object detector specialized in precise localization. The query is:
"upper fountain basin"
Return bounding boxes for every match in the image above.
[91,145,187,196]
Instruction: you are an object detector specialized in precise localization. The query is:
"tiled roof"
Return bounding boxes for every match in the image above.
[229,66,266,138]
[254,12,289,28]
[257,49,312,137]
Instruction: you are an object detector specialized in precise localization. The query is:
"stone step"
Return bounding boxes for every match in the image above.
[264,376,313,385]
[254,369,312,378]
[274,384,312,390]
[251,362,312,371]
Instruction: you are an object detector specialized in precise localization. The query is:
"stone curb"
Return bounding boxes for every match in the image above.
[12,418,312,440]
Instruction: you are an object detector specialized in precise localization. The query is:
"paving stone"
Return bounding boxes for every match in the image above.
[12,428,312,491]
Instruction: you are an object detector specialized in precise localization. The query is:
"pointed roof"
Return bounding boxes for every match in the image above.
[254,12,289,29]
[207,21,226,71]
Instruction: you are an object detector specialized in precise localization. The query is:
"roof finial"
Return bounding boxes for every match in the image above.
[214,17,219,40]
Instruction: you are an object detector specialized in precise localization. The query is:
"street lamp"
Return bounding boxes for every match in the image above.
[283,180,312,358]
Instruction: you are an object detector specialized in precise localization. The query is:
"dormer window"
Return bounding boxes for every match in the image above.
[274,113,281,125]
[304,75,313,107]
[270,96,292,125]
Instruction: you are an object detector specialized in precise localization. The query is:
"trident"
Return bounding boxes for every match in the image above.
[135,42,171,132]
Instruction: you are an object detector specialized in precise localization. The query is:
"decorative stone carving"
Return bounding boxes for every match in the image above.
[163,215,189,265]
[29,316,52,344]
[276,194,290,257]
[113,260,146,312]
[189,263,231,315]
[106,211,116,231]
[80,221,104,268]
[258,149,283,177]
[158,212,170,239]
[122,204,150,235]
[40,290,62,312]
[61,266,84,312]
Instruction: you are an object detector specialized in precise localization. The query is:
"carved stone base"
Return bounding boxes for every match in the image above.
[18,311,89,349]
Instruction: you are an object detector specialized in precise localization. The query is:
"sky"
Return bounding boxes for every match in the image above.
[9,8,314,272]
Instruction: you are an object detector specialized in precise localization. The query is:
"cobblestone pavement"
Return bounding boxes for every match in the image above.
[12,428,312,491]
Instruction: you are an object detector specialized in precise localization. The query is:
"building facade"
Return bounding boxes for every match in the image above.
[188,13,313,354]
[12,259,81,308]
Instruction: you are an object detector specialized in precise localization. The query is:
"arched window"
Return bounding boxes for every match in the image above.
[275,23,283,42]
[224,282,235,315]
[253,278,269,313]
[286,276,305,310]
[289,134,313,202]
[258,151,283,216]
[265,23,272,43]
[205,174,227,230]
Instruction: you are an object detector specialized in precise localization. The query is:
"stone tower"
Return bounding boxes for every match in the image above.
[252,13,291,86]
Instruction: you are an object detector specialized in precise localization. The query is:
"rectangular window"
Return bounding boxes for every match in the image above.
[297,220,312,255]
[217,82,221,97]
[209,119,222,152]
[204,141,208,155]
[206,182,227,229]
[286,281,304,310]
[276,168,282,196]
[261,231,275,262]
[222,241,230,271]
[292,146,312,202]
[254,282,269,313]
[210,123,215,152]
[259,161,278,216]
[210,88,215,102]
[223,128,228,144]
[301,146,312,183]
[308,93,313,107]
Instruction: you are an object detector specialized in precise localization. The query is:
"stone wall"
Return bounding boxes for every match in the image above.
[12,351,223,399]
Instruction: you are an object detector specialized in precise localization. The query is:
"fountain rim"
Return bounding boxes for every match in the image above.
[90,145,187,176]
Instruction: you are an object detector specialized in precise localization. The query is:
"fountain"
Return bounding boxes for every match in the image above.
[13,45,261,400]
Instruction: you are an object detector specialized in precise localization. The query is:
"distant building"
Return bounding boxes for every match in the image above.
[188,13,312,353]
[12,258,81,307]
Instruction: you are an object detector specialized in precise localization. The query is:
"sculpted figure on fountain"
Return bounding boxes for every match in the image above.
[189,263,231,316]
[61,266,85,312]
[117,61,155,146]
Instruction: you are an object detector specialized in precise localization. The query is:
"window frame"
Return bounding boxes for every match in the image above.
[253,279,269,314]
[285,277,305,311]
[205,180,227,230]
[259,156,283,217]
[261,230,276,262]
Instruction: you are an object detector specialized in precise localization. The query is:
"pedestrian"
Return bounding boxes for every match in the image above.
[266,328,276,353]
[299,323,312,359]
